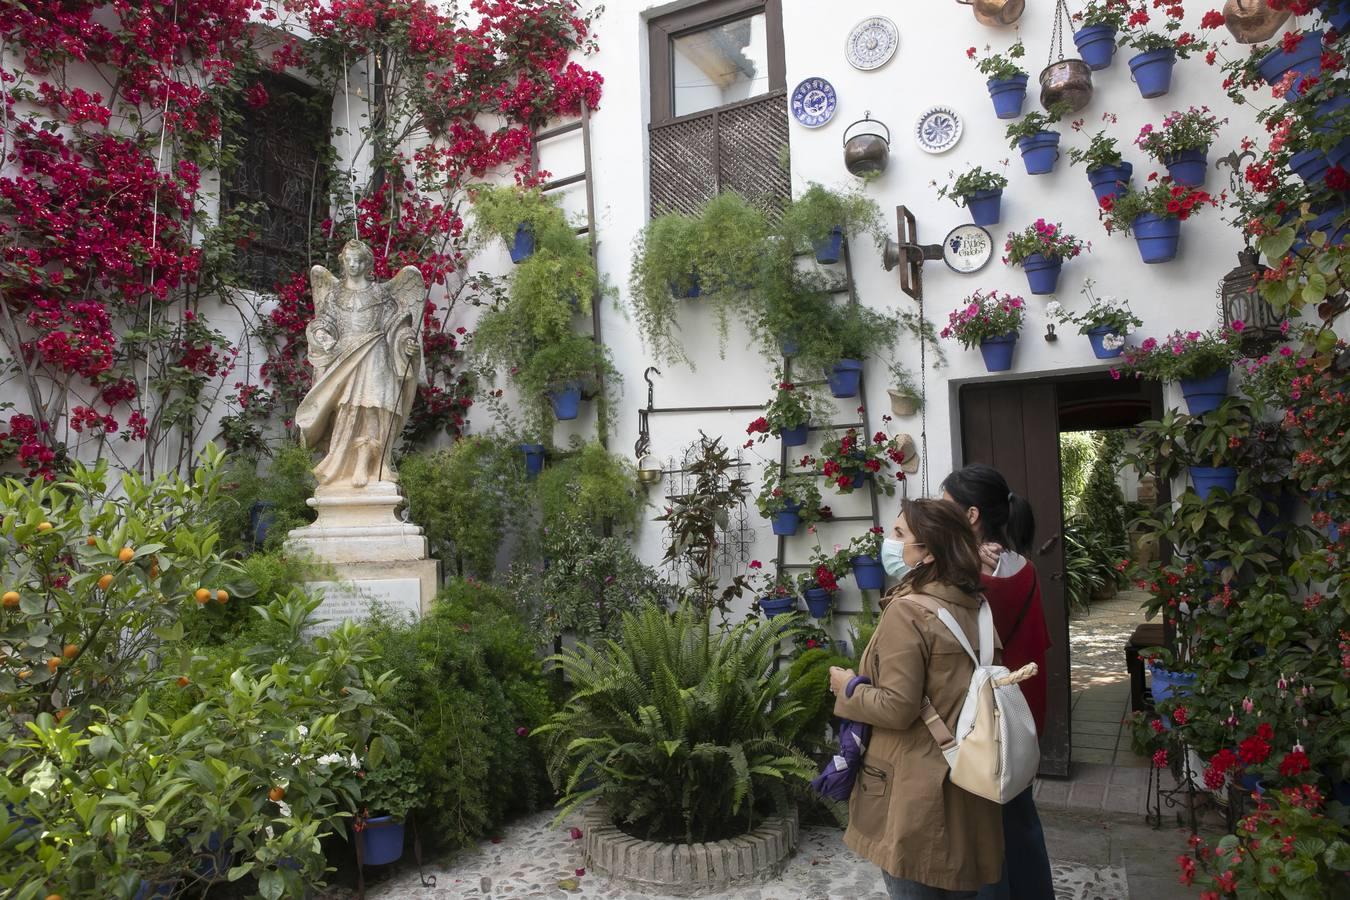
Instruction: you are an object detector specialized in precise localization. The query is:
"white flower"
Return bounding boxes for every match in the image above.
[1126,324,1137,335]
[296,724,309,738]
[1045,301,1064,318]
[1102,333,1125,350]
[317,753,346,767]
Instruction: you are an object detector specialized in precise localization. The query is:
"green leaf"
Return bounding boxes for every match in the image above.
[146,819,166,842]
[258,869,284,900]
[1302,273,1327,306]
[1258,227,1295,260]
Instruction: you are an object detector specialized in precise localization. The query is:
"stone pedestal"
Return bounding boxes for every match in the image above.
[287,481,438,631]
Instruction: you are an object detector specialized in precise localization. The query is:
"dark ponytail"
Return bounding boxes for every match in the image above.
[940,464,1037,557]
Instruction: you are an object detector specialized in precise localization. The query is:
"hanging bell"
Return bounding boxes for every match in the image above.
[843,112,891,177]
[1039,59,1094,113]
[957,0,1026,27]
[1223,0,1291,44]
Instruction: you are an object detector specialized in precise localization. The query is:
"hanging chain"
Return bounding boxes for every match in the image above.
[1049,0,1071,63]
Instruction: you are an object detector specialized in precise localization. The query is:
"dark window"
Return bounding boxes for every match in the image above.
[224,75,329,292]
[647,0,788,216]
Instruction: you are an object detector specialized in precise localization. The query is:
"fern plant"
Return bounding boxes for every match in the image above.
[534,604,816,844]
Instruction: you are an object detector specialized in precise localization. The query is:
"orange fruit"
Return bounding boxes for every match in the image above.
[62,644,78,659]
[86,536,97,546]
[46,894,61,900]
[17,669,31,680]
[194,588,211,603]
[215,590,229,605]
[268,786,286,802]
[36,522,53,532]
[2,591,18,609]
[97,574,114,591]
[47,657,61,673]
[55,708,71,722]
[117,547,134,563]
[177,676,190,688]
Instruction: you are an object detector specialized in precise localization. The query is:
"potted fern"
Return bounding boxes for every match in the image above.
[935,166,1010,227]
[471,185,578,263]
[887,364,923,417]
[778,183,883,264]
[517,334,615,422]
[797,303,899,399]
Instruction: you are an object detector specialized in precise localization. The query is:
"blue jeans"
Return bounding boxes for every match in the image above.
[975,785,1055,900]
[882,871,978,899]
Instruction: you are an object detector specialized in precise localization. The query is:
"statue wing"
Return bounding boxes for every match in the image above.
[310,265,339,321]
[388,265,426,325]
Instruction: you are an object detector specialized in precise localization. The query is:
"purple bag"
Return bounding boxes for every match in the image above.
[809,675,872,801]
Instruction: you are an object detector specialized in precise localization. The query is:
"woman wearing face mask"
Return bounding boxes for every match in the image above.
[828,499,1003,898]
[942,465,1054,900]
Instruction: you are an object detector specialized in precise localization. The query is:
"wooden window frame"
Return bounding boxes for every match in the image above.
[648,0,785,127]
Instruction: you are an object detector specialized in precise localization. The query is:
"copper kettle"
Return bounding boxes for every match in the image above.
[1223,0,1290,44]
[957,0,1026,26]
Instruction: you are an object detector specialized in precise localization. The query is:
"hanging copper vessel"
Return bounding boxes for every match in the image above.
[957,0,1026,27]
[843,112,891,177]
[1223,0,1291,44]
[1039,59,1094,113]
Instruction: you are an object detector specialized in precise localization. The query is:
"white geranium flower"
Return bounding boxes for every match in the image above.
[1126,324,1137,335]
[1102,333,1125,350]
[1046,301,1064,318]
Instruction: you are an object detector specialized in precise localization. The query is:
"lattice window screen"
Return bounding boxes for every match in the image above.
[649,92,789,216]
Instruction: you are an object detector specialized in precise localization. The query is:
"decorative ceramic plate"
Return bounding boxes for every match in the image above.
[915,106,963,154]
[943,224,993,274]
[845,16,899,71]
[790,77,837,128]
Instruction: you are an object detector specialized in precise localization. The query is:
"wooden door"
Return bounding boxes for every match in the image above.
[959,382,1070,777]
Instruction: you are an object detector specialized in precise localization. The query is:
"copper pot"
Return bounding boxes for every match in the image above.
[1223,0,1290,44]
[957,0,1025,26]
[843,114,891,177]
[1039,59,1093,113]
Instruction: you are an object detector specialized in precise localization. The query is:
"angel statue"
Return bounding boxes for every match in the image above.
[295,240,424,489]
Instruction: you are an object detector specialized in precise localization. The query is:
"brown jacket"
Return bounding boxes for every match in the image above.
[832,580,1004,891]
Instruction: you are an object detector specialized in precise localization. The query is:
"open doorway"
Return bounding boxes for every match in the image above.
[959,372,1163,776]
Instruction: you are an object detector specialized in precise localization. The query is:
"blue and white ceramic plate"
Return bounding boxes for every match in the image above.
[790,77,837,128]
[915,106,963,154]
[845,16,899,71]
[943,224,993,273]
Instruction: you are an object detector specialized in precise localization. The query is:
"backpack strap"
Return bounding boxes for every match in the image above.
[904,593,995,760]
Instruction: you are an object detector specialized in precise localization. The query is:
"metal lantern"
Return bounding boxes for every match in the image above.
[957,0,1025,27]
[1223,0,1291,44]
[1219,247,1281,351]
[1040,0,1093,112]
[843,112,891,177]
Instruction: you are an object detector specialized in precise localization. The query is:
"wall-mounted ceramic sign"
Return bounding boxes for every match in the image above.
[915,106,963,154]
[845,16,899,71]
[943,224,994,273]
[790,77,838,128]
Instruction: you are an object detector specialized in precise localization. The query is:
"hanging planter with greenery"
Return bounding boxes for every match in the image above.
[1134,106,1225,187]
[747,562,799,617]
[1048,279,1143,359]
[845,528,887,591]
[516,333,617,426]
[756,467,824,536]
[536,440,646,535]
[778,182,884,265]
[796,303,899,399]
[809,428,907,497]
[970,40,1030,119]
[941,288,1028,372]
[935,166,1010,227]
[1072,0,1129,70]
[471,185,581,264]
[1067,123,1135,203]
[1007,107,1068,175]
[1003,219,1089,295]
[887,364,924,417]
[1113,328,1242,415]
[1118,4,1208,99]
[746,377,820,448]
[1256,29,1325,101]
[1099,179,1217,264]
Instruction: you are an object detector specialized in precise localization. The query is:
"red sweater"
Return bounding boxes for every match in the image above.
[981,561,1051,735]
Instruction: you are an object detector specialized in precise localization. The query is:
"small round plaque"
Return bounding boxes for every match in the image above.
[943,224,994,274]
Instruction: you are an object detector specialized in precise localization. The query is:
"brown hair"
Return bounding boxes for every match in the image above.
[899,497,983,594]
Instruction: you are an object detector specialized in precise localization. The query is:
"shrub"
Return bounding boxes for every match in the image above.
[1060,432,1100,516]
[209,442,317,553]
[536,604,815,844]
[535,441,646,534]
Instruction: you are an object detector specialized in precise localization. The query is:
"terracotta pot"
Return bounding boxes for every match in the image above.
[887,389,919,418]
[1039,59,1093,113]
[958,0,1025,26]
[1223,0,1290,44]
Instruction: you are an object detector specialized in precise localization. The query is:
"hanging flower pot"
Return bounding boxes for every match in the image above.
[760,595,797,618]
[1017,132,1061,175]
[356,816,406,866]
[1073,24,1118,69]
[1128,48,1177,99]
[1178,367,1231,415]
[1039,59,1094,114]
[851,555,885,590]
[1149,664,1197,704]
[1289,148,1330,186]
[509,224,535,263]
[519,443,546,478]
[779,423,810,447]
[1295,204,1350,251]
[1224,0,1291,44]
[888,389,920,418]
[1020,253,1063,295]
[1322,0,1350,31]
[1256,30,1324,101]
[813,226,845,264]
[1190,466,1239,500]
[1163,149,1209,187]
[987,75,1030,119]
[770,501,803,536]
[1086,325,1125,359]
[978,333,1019,372]
[548,383,584,420]
[965,189,1004,227]
[779,334,801,357]
[134,880,180,900]
[1087,162,1134,204]
[668,272,702,299]
[825,359,864,398]
[1131,213,1182,264]
[803,585,834,619]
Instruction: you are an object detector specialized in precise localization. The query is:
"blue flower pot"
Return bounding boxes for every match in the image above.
[779,335,800,356]
[813,226,845,264]
[519,443,545,477]
[1132,213,1181,264]
[1256,489,1298,536]
[1237,772,1265,795]
[135,881,180,900]
[1190,466,1238,500]
[1074,24,1118,70]
[850,471,867,489]
[1021,253,1063,295]
[194,831,232,880]
[779,423,810,447]
[669,273,701,298]
[987,74,1029,119]
[1087,162,1133,204]
[1018,131,1061,175]
[851,555,885,591]
[1087,325,1123,359]
[978,333,1018,372]
[509,223,535,263]
[1322,0,1350,29]
[1327,137,1350,172]
[804,586,834,619]
[770,502,803,536]
[250,501,275,548]
[826,358,863,398]
[1163,148,1208,187]
[965,189,1003,227]
[357,816,405,866]
[1149,664,1196,705]
[1295,205,1349,251]
[2,803,39,850]
[1179,367,1230,416]
[760,595,797,618]
[1129,48,1177,99]
[1290,148,1330,186]
[548,383,583,420]
[1257,31,1323,101]
[1316,95,1350,134]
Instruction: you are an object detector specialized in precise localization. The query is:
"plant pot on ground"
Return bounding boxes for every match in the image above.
[935,166,1009,227]
[354,755,421,867]
[778,182,884,264]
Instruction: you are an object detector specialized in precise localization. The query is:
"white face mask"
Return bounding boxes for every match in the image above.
[880,537,910,578]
